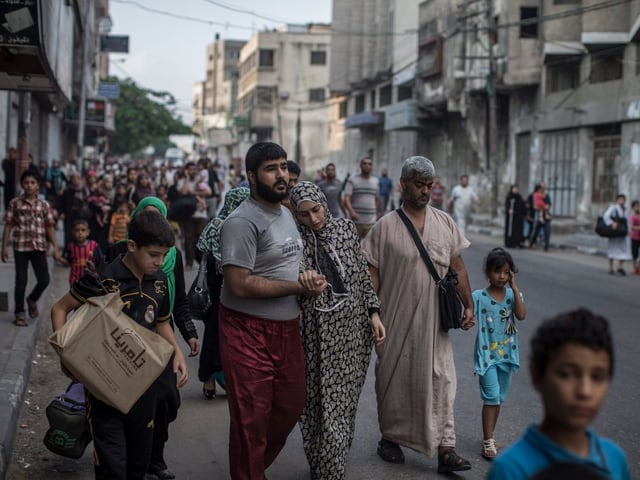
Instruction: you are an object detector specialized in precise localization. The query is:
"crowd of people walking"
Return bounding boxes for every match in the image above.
[0,142,633,480]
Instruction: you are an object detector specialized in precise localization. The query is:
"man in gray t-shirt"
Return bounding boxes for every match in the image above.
[316,162,344,218]
[218,142,326,480]
[343,156,380,238]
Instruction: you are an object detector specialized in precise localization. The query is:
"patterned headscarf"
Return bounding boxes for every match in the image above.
[289,181,335,236]
[129,196,177,311]
[289,182,349,311]
[197,187,250,272]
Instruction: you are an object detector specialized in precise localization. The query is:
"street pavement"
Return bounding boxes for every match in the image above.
[0,220,633,479]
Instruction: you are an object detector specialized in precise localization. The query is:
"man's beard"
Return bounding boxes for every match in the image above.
[256,177,288,203]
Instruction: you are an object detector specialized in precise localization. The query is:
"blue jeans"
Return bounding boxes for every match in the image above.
[529,213,551,250]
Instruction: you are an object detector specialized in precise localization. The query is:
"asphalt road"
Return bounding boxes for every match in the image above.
[8,232,640,479]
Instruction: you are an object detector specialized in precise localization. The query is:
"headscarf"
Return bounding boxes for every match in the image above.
[133,171,155,201]
[130,196,177,312]
[289,181,349,311]
[197,187,250,272]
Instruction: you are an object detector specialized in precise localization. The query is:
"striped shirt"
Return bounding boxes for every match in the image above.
[4,195,56,252]
[64,240,104,285]
[344,174,379,224]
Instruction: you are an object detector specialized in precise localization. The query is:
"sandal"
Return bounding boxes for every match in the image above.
[202,381,216,400]
[13,314,28,327]
[438,448,471,473]
[377,438,405,464]
[27,298,39,318]
[481,438,498,460]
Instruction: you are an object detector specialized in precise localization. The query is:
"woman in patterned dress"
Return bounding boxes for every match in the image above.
[290,182,386,479]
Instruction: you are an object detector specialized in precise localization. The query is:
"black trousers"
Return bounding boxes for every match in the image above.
[14,250,49,315]
[149,362,180,471]
[87,387,156,480]
[198,267,223,382]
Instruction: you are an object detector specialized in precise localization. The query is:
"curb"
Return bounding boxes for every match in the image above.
[0,258,53,480]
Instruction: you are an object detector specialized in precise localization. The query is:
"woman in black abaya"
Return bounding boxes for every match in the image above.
[504,184,527,248]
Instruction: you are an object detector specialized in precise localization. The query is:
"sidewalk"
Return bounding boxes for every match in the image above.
[0,253,56,480]
[0,216,610,480]
[467,213,609,257]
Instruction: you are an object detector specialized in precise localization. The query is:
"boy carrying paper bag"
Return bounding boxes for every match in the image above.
[51,210,188,480]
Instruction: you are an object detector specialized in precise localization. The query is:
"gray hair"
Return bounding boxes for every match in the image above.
[401,156,436,180]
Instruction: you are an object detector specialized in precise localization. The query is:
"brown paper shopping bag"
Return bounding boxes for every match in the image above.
[49,292,175,414]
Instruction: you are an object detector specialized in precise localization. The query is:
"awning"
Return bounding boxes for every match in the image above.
[345,111,384,129]
[0,1,73,102]
[581,32,628,49]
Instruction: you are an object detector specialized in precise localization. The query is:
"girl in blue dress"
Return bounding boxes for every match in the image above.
[473,247,526,459]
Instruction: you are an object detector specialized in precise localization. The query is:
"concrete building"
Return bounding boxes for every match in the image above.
[329,0,421,187]
[329,0,640,221]
[193,37,245,165]
[236,23,332,177]
[0,0,114,187]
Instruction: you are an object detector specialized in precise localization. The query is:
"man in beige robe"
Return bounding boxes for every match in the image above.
[362,155,476,474]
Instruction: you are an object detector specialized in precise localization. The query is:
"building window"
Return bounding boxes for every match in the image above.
[239,51,257,77]
[251,127,273,143]
[379,84,392,106]
[257,86,275,106]
[310,51,327,65]
[355,94,365,113]
[520,7,538,38]
[418,37,443,78]
[309,88,325,103]
[591,128,621,203]
[590,48,623,83]
[397,85,413,101]
[259,49,275,67]
[370,90,376,109]
[546,60,580,92]
[338,101,347,119]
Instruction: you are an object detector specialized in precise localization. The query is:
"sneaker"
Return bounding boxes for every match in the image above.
[27,298,39,318]
[482,438,498,459]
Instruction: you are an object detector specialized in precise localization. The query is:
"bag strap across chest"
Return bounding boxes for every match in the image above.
[396,208,442,284]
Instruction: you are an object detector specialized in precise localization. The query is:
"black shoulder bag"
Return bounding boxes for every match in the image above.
[188,253,212,321]
[396,209,463,332]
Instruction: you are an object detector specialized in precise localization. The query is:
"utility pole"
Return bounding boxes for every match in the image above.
[16,91,31,182]
[77,2,92,172]
[295,107,302,169]
[486,0,499,218]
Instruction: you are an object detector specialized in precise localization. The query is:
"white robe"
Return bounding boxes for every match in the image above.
[362,206,470,456]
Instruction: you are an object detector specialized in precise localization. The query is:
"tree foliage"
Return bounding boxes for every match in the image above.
[108,76,192,155]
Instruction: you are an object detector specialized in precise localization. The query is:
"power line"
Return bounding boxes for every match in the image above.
[111,0,257,30]
[199,0,288,25]
[450,0,634,37]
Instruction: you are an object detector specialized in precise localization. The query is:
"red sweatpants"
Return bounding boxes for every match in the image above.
[219,305,306,480]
